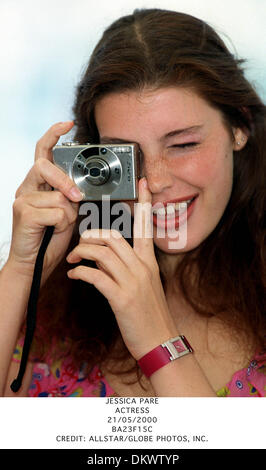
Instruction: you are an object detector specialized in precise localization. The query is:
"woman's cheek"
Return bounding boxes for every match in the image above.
[190,147,232,188]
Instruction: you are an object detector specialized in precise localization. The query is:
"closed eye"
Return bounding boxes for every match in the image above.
[170,142,198,149]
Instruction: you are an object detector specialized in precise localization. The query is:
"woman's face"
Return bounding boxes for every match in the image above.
[94,87,247,253]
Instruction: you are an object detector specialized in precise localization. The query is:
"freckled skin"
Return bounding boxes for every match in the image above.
[95,87,246,254]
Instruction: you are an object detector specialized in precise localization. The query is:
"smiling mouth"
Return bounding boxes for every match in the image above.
[152,195,198,218]
[152,195,198,228]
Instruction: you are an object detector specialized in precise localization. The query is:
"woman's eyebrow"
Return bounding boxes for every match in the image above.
[100,137,134,144]
[100,125,204,144]
[161,125,204,141]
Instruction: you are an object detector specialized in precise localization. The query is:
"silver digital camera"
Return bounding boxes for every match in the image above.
[52,142,141,200]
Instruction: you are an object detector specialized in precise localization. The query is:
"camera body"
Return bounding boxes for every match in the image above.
[52,142,141,200]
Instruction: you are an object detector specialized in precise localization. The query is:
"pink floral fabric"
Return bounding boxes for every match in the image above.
[216,350,266,397]
[12,341,266,397]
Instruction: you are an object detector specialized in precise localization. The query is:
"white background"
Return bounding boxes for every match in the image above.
[0,0,266,263]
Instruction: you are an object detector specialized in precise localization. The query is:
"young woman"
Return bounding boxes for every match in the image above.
[1,8,265,397]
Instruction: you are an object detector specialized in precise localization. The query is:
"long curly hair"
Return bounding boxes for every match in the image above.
[34,9,266,387]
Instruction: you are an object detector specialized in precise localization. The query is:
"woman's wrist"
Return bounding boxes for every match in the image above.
[148,353,216,397]
[136,333,215,396]
[0,260,33,316]
[137,334,193,378]
[3,255,53,287]
[3,256,36,281]
[133,326,180,361]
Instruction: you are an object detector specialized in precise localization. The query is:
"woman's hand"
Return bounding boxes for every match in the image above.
[7,121,83,280]
[66,177,178,360]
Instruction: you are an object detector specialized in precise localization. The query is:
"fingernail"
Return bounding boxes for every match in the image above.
[142,177,148,189]
[58,121,74,128]
[69,187,83,201]
[66,252,72,262]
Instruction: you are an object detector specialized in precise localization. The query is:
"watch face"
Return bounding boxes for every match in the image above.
[172,336,193,354]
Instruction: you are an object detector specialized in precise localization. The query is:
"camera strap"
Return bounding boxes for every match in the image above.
[10,224,55,393]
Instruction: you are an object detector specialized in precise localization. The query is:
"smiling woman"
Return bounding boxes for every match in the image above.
[94,87,237,254]
[1,8,265,397]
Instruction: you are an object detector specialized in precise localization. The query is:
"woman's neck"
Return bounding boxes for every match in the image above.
[155,248,184,283]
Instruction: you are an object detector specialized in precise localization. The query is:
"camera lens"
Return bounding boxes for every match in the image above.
[90,167,101,177]
[84,157,110,185]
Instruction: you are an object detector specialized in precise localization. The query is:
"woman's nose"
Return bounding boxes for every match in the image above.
[143,158,173,194]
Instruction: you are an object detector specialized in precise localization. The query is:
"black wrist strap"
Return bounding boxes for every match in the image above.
[10,225,55,393]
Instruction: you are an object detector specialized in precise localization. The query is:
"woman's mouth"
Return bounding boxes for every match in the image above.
[152,195,198,229]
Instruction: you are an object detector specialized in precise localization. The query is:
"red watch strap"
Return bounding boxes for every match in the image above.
[138,345,170,378]
[138,335,193,378]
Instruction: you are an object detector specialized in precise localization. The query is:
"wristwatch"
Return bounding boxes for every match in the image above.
[137,335,193,378]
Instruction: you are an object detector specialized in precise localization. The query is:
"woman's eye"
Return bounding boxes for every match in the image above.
[170,142,198,149]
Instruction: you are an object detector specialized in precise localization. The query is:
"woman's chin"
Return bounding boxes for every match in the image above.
[153,231,199,254]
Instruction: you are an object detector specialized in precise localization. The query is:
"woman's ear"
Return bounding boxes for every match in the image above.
[232,106,252,151]
[232,128,249,151]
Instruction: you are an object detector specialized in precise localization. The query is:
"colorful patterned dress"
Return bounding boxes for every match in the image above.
[12,340,266,397]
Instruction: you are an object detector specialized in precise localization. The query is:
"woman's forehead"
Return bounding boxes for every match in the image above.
[94,87,217,140]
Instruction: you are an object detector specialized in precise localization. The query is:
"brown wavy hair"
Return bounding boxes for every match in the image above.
[34,8,266,387]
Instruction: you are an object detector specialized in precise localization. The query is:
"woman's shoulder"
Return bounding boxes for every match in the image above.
[217,350,266,397]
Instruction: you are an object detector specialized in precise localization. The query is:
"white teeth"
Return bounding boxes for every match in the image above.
[156,207,166,216]
[175,201,186,210]
[166,205,175,215]
[175,203,187,216]
[154,205,175,216]
[153,198,194,217]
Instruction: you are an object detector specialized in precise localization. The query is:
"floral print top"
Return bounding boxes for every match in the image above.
[12,340,266,397]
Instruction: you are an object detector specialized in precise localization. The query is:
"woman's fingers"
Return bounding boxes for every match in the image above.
[34,121,74,161]
[13,203,74,234]
[67,264,121,301]
[133,177,156,266]
[76,229,142,274]
[15,158,83,202]
[67,243,130,285]
[14,190,79,227]
[15,121,83,202]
